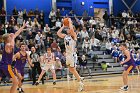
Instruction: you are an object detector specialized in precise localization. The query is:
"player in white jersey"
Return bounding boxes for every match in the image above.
[57,18,84,92]
[35,48,57,85]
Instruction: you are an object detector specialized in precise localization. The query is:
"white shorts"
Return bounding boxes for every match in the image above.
[66,54,75,67]
[41,63,55,72]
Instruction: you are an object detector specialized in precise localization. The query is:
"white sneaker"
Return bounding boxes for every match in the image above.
[78,82,84,92]
[80,77,85,82]
[120,85,128,91]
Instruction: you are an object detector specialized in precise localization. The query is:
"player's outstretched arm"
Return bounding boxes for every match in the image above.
[68,18,77,40]
[14,20,28,38]
[57,25,66,38]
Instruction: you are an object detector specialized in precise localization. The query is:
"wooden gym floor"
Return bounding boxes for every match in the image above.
[1,74,140,93]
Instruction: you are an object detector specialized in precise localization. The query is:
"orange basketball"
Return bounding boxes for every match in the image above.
[63,18,69,27]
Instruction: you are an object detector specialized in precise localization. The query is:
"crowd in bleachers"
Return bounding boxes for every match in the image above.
[0,6,140,83]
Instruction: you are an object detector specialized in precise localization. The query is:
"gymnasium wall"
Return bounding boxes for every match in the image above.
[0,0,3,9]
[56,0,109,16]
[113,0,140,16]
[6,0,52,23]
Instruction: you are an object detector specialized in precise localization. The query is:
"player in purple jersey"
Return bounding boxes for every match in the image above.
[13,43,33,93]
[0,21,27,93]
[119,43,136,91]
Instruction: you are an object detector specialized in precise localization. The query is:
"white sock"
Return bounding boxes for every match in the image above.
[19,88,22,91]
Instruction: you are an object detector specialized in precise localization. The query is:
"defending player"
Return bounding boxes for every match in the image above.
[0,21,27,93]
[120,43,136,91]
[13,43,33,93]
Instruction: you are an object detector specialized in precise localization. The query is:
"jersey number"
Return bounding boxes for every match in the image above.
[66,41,69,46]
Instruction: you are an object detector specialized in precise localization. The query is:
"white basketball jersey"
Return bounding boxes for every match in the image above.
[64,35,76,55]
[44,53,54,63]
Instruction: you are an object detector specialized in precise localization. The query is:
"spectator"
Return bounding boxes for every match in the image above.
[23,9,28,21]
[79,55,91,76]
[39,10,45,28]
[56,9,61,20]
[28,9,34,16]
[18,9,23,17]
[32,18,40,27]
[34,8,40,15]
[82,37,90,53]
[9,16,16,25]
[89,36,100,51]
[81,27,89,40]
[17,15,23,25]
[0,7,6,24]
[54,47,63,60]
[55,19,61,30]
[51,39,58,51]
[60,8,66,16]
[44,24,50,33]
[103,11,109,27]
[49,9,56,28]
[12,6,18,16]
[6,24,14,33]
[55,57,63,78]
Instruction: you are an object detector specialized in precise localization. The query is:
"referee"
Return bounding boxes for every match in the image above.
[30,46,44,85]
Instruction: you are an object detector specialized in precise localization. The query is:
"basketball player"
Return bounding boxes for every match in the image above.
[13,43,33,93]
[35,48,57,85]
[57,18,84,92]
[119,43,136,91]
[0,21,27,93]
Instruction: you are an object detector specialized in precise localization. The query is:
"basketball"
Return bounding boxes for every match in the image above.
[63,18,69,27]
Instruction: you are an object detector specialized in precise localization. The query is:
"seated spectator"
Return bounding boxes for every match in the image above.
[51,39,58,52]
[55,19,61,30]
[105,40,112,54]
[82,37,90,53]
[44,37,52,48]
[81,27,89,40]
[79,55,91,76]
[55,57,63,78]
[111,47,119,63]
[9,16,16,25]
[6,24,14,33]
[54,47,63,60]
[56,9,61,20]
[32,18,40,27]
[28,9,34,16]
[44,24,50,33]
[35,32,42,43]
[17,15,23,25]
[18,9,23,17]
[89,36,100,51]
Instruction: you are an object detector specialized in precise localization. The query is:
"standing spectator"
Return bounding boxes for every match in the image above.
[0,7,6,24]
[103,11,109,27]
[18,9,23,17]
[34,8,40,16]
[60,8,66,16]
[30,46,44,85]
[56,9,61,20]
[12,6,18,16]
[39,11,45,28]
[23,9,28,21]
[49,9,56,28]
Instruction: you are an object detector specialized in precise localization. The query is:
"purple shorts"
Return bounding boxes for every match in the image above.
[14,68,24,76]
[0,65,15,78]
[124,65,135,73]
